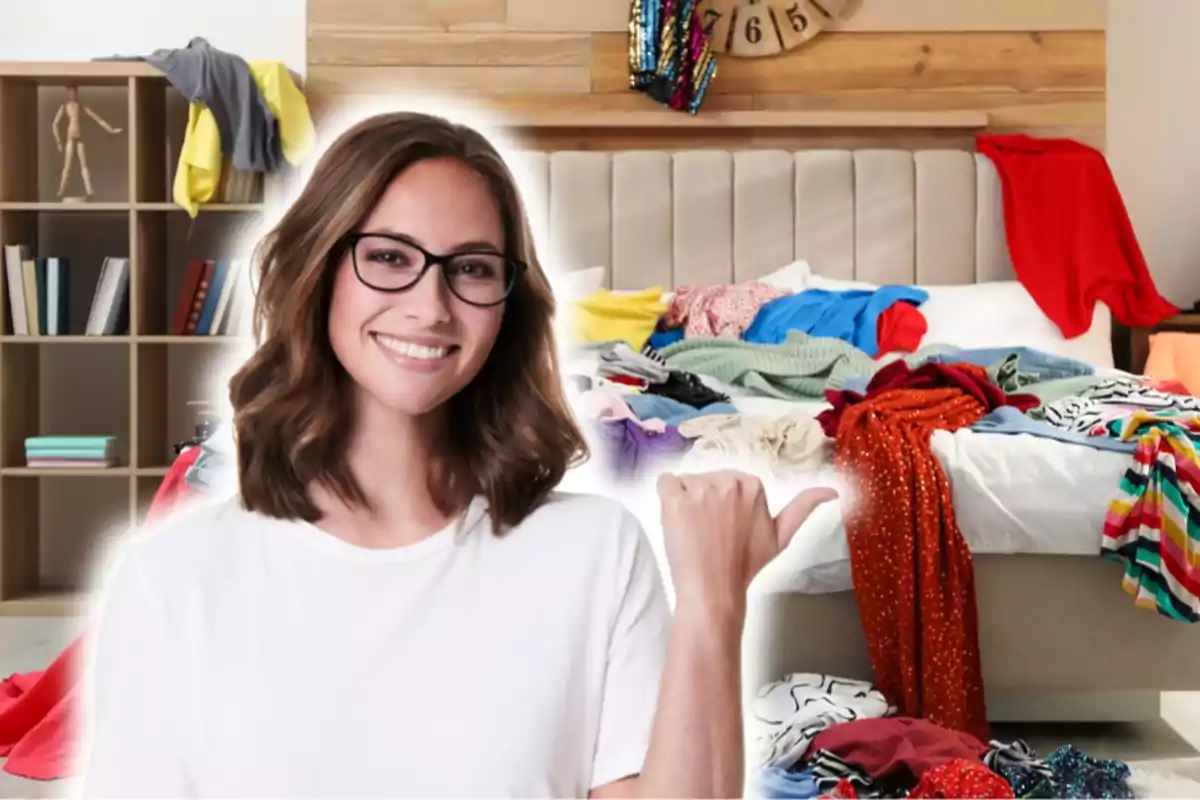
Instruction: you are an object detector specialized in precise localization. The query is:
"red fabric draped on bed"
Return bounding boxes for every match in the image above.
[833,371,996,743]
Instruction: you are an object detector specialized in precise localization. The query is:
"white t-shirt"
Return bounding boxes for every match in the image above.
[78,491,671,798]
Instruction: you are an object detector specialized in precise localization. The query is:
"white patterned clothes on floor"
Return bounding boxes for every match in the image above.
[750,673,893,770]
[1032,378,1200,437]
[677,412,832,476]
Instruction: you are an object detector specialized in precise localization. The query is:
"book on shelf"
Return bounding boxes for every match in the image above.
[3,246,128,336]
[25,435,117,468]
[171,257,251,335]
[84,256,131,336]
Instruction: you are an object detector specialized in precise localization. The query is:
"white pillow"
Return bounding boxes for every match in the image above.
[757,259,813,291]
[919,282,1113,370]
[800,275,1115,370]
[550,266,606,300]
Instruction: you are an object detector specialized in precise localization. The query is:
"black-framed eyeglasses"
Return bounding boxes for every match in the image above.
[344,232,525,307]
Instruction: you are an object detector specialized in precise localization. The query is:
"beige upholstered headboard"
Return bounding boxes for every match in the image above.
[510,149,1014,290]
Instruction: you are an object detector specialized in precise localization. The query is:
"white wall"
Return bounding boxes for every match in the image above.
[1107,0,1200,308]
[0,0,306,75]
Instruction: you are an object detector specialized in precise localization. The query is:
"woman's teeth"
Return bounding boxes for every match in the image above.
[374,334,450,360]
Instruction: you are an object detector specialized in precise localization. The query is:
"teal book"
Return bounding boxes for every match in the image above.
[25,435,116,449]
[25,447,113,459]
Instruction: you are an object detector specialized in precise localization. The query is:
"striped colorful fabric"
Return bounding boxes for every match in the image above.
[1102,409,1200,623]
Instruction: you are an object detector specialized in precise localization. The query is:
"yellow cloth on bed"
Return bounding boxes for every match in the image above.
[569,288,667,348]
[1144,331,1200,394]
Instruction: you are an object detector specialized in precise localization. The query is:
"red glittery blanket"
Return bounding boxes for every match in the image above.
[834,383,991,742]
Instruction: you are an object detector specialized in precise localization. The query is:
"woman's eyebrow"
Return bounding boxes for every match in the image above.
[449,240,503,254]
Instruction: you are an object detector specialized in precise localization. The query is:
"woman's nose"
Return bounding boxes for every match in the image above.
[401,264,453,324]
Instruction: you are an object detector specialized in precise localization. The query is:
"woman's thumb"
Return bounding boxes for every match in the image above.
[773,487,839,549]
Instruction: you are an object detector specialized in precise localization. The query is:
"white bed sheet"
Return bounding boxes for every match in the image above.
[747,396,1132,595]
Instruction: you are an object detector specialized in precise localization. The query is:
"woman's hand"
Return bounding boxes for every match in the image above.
[657,470,838,618]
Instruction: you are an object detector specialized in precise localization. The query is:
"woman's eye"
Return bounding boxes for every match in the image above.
[368,249,410,266]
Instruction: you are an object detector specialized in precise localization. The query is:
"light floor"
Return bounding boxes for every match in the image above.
[2,617,1199,799]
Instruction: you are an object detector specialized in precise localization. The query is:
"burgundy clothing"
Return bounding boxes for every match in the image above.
[806,717,987,783]
[818,360,1039,437]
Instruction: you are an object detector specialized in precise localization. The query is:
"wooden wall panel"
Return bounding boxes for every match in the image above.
[307,0,1107,151]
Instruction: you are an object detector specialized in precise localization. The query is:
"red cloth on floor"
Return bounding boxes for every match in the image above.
[833,387,992,741]
[818,359,1039,437]
[976,134,1178,339]
[820,778,860,799]
[876,301,928,357]
[0,637,83,780]
[0,448,203,780]
[909,759,1014,799]
[808,718,987,783]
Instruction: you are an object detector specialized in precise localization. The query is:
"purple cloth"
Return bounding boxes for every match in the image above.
[598,420,691,476]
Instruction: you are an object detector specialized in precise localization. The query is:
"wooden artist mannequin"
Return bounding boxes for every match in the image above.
[53,86,124,201]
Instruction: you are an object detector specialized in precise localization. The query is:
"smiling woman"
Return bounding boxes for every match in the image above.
[77,110,836,799]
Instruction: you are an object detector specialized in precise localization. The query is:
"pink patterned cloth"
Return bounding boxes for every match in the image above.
[665,281,790,339]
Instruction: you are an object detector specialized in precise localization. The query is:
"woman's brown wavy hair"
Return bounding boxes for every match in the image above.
[228,111,588,532]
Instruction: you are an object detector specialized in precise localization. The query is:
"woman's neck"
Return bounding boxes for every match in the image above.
[309,393,456,550]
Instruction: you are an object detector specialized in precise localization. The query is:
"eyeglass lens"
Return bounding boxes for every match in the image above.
[352,235,513,305]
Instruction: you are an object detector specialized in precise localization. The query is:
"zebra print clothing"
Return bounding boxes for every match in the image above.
[1035,379,1200,437]
[750,673,893,770]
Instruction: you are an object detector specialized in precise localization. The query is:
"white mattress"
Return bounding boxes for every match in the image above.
[746,397,1132,595]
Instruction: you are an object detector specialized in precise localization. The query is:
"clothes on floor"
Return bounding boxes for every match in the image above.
[569,287,668,349]
[819,360,1038,438]
[622,394,737,428]
[743,286,928,357]
[597,341,671,383]
[1103,410,1200,622]
[750,674,893,770]
[642,369,730,408]
[981,739,1056,797]
[648,326,684,349]
[876,300,928,357]
[1016,373,1129,406]
[976,134,1178,338]
[755,765,821,800]
[970,406,1136,454]
[0,635,83,781]
[810,750,900,799]
[834,386,992,741]
[678,412,832,474]
[1144,331,1200,395]
[907,759,1014,799]
[994,744,1133,799]
[657,331,880,400]
[807,717,987,784]
[666,281,789,339]
[597,419,691,476]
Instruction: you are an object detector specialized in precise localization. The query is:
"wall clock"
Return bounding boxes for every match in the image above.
[696,0,850,57]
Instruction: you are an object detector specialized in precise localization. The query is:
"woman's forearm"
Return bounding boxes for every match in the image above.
[636,598,748,799]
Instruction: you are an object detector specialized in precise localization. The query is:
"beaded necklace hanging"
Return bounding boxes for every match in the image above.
[628,0,718,114]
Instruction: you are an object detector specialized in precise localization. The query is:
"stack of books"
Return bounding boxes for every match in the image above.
[25,435,118,468]
[170,258,253,336]
[3,244,129,336]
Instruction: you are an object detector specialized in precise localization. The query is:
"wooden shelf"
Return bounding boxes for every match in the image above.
[496,110,991,130]
[0,62,273,616]
[1,335,132,343]
[0,590,86,617]
[2,467,131,477]
[0,201,131,211]
[135,202,266,213]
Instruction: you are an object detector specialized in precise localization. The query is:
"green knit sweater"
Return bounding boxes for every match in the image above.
[657,332,955,400]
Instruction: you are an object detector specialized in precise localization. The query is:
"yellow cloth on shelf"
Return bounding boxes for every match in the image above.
[173,62,315,217]
[569,287,668,349]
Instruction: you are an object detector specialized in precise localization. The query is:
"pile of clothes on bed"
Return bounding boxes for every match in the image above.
[748,672,1188,800]
[567,274,1200,742]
